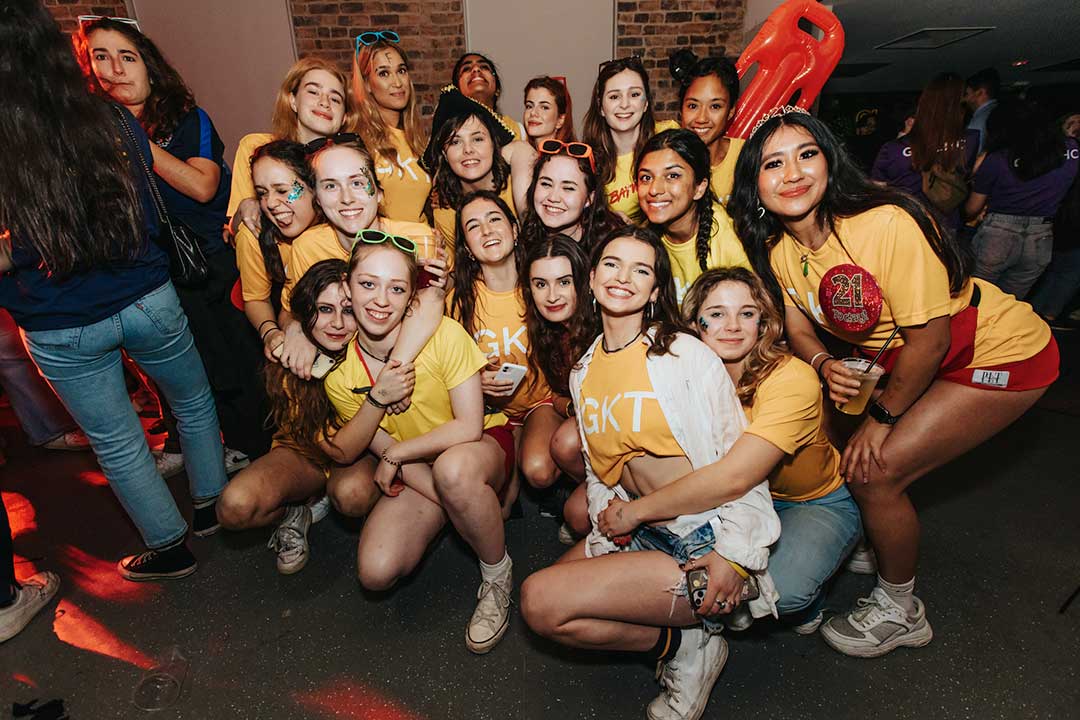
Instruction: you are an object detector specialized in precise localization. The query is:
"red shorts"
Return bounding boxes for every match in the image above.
[503,397,556,428]
[860,288,1059,391]
[483,423,516,482]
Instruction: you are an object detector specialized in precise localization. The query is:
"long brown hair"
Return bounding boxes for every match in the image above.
[352,40,427,171]
[518,147,621,253]
[450,190,520,337]
[265,259,352,461]
[909,72,968,172]
[520,233,590,396]
[0,0,144,278]
[681,267,788,406]
[582,58,656,185]
[271,58,358,141]
[573,225,684,360]
[75,18,195,142]
[429,112,511,212]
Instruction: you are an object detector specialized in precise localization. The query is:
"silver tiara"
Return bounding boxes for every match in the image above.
[749,105,811,138]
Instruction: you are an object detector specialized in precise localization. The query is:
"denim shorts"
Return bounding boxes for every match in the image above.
[629,521,726,632]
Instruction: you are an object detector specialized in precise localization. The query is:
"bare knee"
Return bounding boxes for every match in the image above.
[329,477,378,518]
[520,450,559,490]
[520,572,563,638]
[217,478,260,529]
[550,428,582,478]
[432,458,485,505]
[357,545,406,592]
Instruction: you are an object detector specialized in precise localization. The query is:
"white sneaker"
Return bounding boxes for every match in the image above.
[223,447,250,475]
[846,543,877,575]
[154,451,185,480]
[466,563,512,654]
[307,494,331,524]
[0,571,61,642]
[267,505,312,574]
[647,627,728,720]
[820,587,933,658]
[791,610,824,635]
[557,522,578,546]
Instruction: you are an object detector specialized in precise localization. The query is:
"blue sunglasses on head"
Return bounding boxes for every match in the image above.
[355,30,400,53]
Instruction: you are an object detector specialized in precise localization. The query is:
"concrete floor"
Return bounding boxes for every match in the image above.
[2,331,1078,720]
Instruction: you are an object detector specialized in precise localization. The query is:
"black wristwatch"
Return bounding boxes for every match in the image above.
[869,400,901,425]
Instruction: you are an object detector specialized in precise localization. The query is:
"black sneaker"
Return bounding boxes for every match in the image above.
[192,498,220,537]
[118,542,197,582]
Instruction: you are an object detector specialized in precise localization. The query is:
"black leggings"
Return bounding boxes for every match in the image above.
[1,495,16,605]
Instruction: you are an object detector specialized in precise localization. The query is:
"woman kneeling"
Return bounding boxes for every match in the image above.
[323,236,515,655]
[521,227,779,720]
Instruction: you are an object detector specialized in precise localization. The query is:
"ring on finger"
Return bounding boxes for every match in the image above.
[718,600,727,609]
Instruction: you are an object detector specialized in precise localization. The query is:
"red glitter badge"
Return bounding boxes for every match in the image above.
[818,263,882,333]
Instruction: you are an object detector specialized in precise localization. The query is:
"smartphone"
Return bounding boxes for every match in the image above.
[272,344,336,379]
[686,568,709,611]
[310,352,337,379]
[495,363,528,394]
[685,567,759,611]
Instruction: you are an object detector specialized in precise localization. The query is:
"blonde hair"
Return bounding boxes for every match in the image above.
[351,41,427,171]
[682,267,789,406]
[271,57,358,141]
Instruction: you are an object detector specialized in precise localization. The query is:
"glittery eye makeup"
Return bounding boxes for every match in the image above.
[286,180,305,203]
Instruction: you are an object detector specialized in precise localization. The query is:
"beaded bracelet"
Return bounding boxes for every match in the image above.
[381,448,401,467]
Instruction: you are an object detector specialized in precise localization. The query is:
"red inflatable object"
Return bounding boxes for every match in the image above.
[230,277,245,312]
[728,0,845,139]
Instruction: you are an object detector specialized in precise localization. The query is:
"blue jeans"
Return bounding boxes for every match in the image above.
[0,308,75,446]
[630,521,726,633]
[972,213,1054,300]
[23,282,227,549]
[769,484,862,622]
[1030,247,1080,319]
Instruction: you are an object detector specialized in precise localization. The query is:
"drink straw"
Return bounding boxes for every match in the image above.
[865,326,901,372]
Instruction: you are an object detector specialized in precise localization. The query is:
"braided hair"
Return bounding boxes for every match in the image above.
[635,128,716,271]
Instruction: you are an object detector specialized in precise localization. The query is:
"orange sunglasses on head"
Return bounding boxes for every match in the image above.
[538,139,596,174]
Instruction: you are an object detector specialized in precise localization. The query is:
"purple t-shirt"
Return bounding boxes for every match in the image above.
[871,130,980,194]
[973,138,1080,217]
[871,129,979,228]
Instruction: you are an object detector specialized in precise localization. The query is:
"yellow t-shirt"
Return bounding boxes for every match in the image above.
[375,128,431,224]
[578,338,685,487]
[771,205,1050,367]
[663,202,751,305]
[235,223,293,304]
[281,219,432,312]
[606,151,642,223]
[449,282,552,418]
[710,136,744,207]
[649,120,742,206]
[743,357,842,502]
[431,180,515,268]
[324,317,507,441]
[227,132,274,218]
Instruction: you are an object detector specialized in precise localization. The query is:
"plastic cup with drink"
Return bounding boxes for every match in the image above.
[833,325,899,416]
[834,358,885,415]
[415,233,443,289]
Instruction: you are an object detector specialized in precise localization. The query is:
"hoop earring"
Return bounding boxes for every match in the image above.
[592,296,597,314]
[647,301,655,320]
[757,206,766,219]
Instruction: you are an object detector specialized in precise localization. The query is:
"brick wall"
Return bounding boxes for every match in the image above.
[44,0,128,33]
[291,0,465,118]
[44,0,746,120]
[617,0,746,117]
